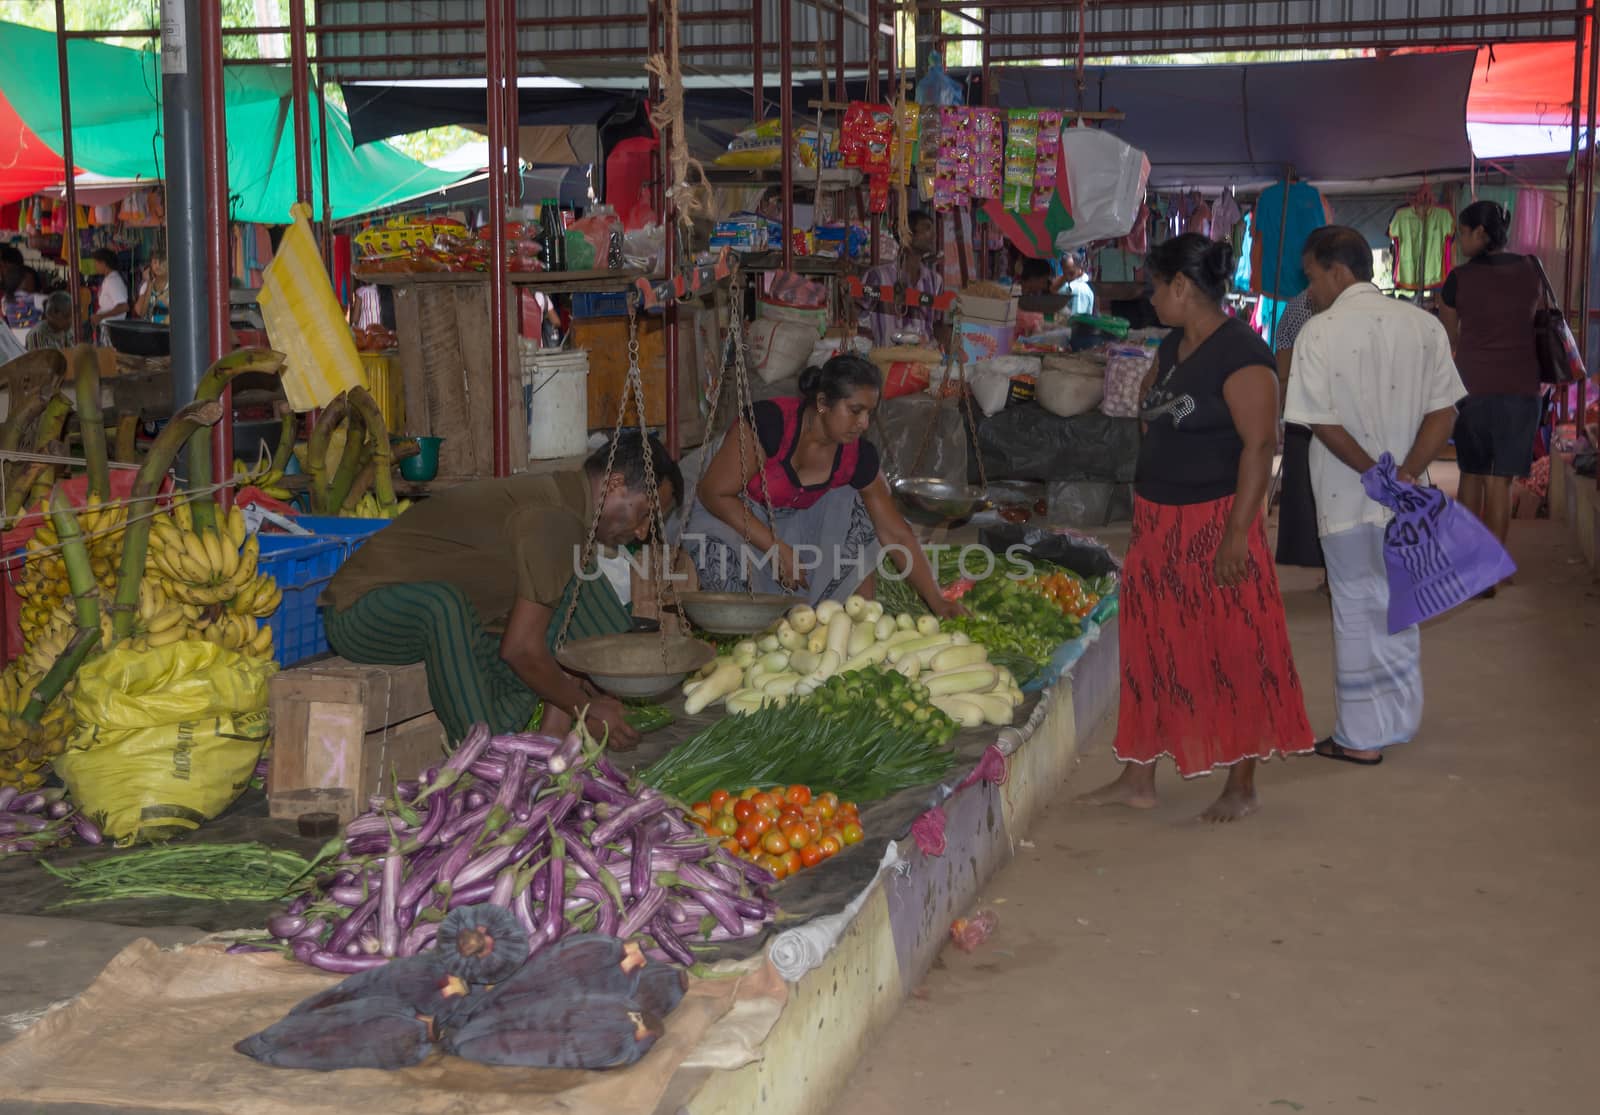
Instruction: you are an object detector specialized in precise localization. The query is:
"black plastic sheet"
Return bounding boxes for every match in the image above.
[973,402,1140,485]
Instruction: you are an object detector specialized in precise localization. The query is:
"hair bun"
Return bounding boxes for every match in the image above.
[796,365,823,396]
[1202,241,1235,283]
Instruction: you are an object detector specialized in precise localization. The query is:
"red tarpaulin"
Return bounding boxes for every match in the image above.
[0,88,67,204]
[1404,41,1593,126]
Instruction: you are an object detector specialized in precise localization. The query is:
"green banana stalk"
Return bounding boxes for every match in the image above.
[21,488,101,726]
[307,393,350,515]
[346,386,399,517]
[71,346,111,503]
[185,347,287,534]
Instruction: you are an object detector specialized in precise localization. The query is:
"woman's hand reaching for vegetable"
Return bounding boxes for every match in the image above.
[929,595,969,620]
[1213,527,1251,588]
[584,696,642,751]
[774,541,810,591]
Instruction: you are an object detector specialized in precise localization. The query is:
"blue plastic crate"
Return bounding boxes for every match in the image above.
[289,515,391,560]
[571,291,630,318]
[258,535,343,668]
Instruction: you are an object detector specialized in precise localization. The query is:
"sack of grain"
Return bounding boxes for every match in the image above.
[1037,353,1107,417]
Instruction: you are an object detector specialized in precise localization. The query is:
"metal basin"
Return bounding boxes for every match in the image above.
[677,591,801,635]
[891,477,991,527]
[556,633,717,699]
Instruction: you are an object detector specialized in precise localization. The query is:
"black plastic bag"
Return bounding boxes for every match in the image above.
[978,522,1121,578]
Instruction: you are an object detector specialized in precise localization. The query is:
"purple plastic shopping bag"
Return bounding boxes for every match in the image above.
[1360,454,1517,633]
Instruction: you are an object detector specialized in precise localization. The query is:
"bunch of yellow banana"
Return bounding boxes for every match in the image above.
[0,666,73,791]
[16,613,75,683]
[196,611,272,658]
[346,491,412,520]
[227,573,282,619]
[234,457,293,501]
[147,504,261,607]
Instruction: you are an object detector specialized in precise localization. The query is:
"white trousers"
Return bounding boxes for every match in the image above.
[1321,523,1424,751]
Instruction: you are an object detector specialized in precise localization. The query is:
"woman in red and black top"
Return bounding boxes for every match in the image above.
[1437,200,1543,563]
[1075,235,1312,823]
[684,354,958,615]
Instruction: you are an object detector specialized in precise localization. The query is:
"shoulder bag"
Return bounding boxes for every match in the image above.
[1529,255,1586,386]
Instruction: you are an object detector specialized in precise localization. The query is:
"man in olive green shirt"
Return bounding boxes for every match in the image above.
[323,433,682,748]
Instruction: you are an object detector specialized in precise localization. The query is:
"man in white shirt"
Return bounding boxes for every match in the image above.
[1284,226,1464,766]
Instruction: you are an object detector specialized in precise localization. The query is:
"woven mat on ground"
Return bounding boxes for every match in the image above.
[0,938,785,1114]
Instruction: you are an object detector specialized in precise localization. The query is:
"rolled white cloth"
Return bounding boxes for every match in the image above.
[767,840,902,983]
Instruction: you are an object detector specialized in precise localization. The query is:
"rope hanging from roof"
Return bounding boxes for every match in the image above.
[646,0,715,231]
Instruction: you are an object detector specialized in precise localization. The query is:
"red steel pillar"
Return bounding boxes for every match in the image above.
[200,0,233,498]
[487,0,512,476]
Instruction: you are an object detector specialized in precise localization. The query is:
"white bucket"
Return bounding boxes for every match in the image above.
[521,346,591,460]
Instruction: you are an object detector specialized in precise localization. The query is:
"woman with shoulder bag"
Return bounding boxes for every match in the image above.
[1437,201,1544,579]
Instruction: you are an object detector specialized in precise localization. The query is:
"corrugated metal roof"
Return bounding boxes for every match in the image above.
[317,0,1582,81]
[967,0,1583,61]
[317,1,871,81]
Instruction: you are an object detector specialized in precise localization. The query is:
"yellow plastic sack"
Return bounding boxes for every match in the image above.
[259,203,367,412]
[57,643,276,845]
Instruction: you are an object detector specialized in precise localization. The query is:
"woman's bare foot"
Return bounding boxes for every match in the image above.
[1199,760,1259,823]
[1074,762,1158,809]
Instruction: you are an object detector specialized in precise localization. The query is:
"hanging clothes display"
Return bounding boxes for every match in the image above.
[1251,179,1329,300]
[1211,190,1242,244]
[1389,201,1456,290]
[1232,210,1255,293]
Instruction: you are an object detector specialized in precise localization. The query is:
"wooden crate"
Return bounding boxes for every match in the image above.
[573,313,668,428]
[267,658,448,823]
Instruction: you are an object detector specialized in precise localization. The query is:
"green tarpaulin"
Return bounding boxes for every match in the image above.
[0,21,462,224]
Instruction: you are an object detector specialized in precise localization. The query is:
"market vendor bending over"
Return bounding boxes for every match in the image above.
[682,354,961,617]
[321,433,683,750]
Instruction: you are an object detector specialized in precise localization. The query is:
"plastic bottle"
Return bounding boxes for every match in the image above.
[540,198,565,272]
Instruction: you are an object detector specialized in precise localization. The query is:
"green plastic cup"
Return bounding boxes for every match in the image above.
[398,436,443,482]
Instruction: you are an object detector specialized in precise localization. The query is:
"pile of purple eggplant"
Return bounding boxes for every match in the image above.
[264,722,777,975]
[0,786,103,856]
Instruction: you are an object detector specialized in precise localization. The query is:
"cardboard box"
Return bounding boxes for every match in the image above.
[958,319,1018,364]
[267,658,448,822]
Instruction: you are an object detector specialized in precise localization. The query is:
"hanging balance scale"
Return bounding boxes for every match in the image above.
[886,305,994,528]
[674,268,805,635]
[553,294,715,698]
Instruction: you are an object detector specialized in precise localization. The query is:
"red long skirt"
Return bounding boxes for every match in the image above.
[1113,495,1314,777]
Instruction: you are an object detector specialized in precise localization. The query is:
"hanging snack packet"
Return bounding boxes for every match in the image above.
[970,108,1005,200]
[1032,110,1064,211]
[1004,109,1040,212]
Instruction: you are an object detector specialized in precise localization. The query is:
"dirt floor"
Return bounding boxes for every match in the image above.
[844,512,1600,1114]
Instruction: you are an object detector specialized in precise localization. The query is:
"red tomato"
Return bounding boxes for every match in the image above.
[784,785,813,806]
[719,838,742,856]
[757,853,788,880]
[799,844,825,868]
[780,849,803,877]
[814,800,836,822]
[817,835,842,858]
[692,803,713,822]
[750,792,778,813]
[736,825,761,850]
[709,789,731,811]
[748,814,772,836]
[702,821,720,838]
[840,821,865,845]
[782,823,810,848]
[761,829,791,856]
[733,800,757,823]
[816,792,840,813]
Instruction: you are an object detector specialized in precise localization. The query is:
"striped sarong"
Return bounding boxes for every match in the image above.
[1321,523,1424,751]
[322,575,631,743]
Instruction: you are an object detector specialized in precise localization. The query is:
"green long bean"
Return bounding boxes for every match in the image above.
[40,843,313,907]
